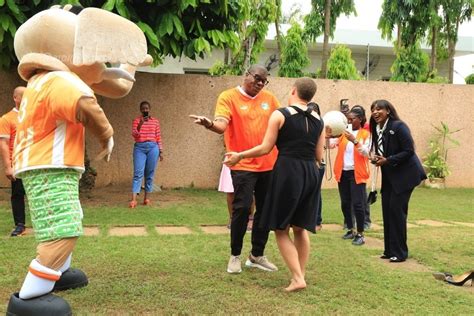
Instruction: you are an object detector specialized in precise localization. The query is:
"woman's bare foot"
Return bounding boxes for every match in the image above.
[284,278,306,292]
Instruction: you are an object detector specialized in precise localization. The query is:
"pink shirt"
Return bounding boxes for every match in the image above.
[132,116,163,150]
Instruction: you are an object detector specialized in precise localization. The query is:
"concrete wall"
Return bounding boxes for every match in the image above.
[1,70,473,189]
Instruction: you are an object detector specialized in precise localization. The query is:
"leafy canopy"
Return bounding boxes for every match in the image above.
[278,22,310,78]
[326,44,360,80]
[0,0,242,68]
[390,43,429,82]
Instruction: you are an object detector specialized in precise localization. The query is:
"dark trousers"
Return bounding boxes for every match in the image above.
[381,181,413,260]
[338,170,366,233]
[230,170,271,257]
[11,179,26,225]
[346,193,371,226]
[315,164,325,226]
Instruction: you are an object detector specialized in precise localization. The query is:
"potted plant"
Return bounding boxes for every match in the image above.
[422,122,461,189]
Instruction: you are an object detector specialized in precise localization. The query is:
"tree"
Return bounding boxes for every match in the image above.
[0,0,243,69]
[278,22,310,78]
[274,0,283,63]
[426,0,443,73]
[439,0,473,83]
[303,0,356,78]
[378,0,432,50]
[209,0,277,75]
[326,45,360,80]
[390,43,429,82]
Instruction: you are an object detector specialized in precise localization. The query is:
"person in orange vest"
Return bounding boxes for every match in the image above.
[331,107,371,245]
[0,86,27,237]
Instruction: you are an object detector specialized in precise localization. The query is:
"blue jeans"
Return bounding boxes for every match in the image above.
[132,142,159,193]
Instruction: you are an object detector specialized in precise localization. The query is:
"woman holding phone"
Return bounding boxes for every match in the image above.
[331,106,371,245]
[130,101,163,208]
[369,99,426,262]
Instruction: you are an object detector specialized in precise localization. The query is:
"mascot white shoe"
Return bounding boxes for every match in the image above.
[7,4,151,315]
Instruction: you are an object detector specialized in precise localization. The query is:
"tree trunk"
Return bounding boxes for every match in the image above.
[447,39,455,83]
[224,47,230,65]
[274,0,282,63]
[430,25,437,73]
[396,23,401,50]
[320,0,331,79]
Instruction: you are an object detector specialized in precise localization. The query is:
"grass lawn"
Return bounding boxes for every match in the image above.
[0,187,473,315]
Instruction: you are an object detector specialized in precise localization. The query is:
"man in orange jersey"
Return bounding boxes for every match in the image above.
[0,86,27,237]
[190,65,280,274]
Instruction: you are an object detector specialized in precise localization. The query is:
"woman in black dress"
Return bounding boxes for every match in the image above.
[224,78,325,291]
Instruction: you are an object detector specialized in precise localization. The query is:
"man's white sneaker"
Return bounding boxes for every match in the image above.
[227,255,242,273]
[245,254,278,272]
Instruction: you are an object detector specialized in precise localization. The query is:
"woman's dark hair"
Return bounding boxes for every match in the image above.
[369,99,401,152]
[140,101,150,109]
[349,105,366,126]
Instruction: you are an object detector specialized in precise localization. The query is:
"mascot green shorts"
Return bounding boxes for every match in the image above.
[21,169,83,242]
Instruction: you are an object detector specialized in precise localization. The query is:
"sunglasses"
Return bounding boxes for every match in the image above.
[247,72,269,86]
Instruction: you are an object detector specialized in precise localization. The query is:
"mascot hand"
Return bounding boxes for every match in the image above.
[95,137,114,162]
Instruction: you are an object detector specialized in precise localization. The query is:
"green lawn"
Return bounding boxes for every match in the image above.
[0,187,473,315]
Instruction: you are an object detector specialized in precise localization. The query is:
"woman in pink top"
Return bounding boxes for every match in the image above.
[130,101,163,208]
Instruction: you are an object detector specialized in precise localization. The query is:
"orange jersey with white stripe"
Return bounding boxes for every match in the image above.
[0,108,19,161]
[215,87,280,172]
[13,71,95,176]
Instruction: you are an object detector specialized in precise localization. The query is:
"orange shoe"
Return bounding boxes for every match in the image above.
[143,199,151,206]
[129,200,138,208]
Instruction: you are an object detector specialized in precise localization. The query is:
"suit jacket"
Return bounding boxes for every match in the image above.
[380,119,427,194]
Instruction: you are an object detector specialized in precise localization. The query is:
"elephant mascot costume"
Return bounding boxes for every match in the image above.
[7,4,151,315]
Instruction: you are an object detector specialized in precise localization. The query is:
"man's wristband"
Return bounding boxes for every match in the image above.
[239,153,244,160]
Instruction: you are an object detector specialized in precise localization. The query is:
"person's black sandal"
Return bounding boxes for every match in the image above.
[445,270,474,286]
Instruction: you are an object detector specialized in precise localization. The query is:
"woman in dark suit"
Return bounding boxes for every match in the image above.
[369,100,426,262]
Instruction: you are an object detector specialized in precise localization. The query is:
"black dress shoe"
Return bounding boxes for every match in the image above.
[389,256,406,263]
[380,254,391,259]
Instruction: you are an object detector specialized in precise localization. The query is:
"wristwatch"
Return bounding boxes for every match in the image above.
[353,140,359,145]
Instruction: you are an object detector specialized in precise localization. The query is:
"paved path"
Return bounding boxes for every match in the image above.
[10,220,472,237]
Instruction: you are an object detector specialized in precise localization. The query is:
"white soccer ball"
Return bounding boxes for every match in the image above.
[323,111,348,137]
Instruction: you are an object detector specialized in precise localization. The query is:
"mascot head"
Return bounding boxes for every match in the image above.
[14,5,152,99]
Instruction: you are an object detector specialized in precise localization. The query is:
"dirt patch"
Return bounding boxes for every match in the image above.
[449,221,474,228]
[321,224,343,231]
[83,226,100,236]
[79,185,194,208]
[109,225,148,236]
[368,223,383,231]
[380,258,432,273]
[407,222,420,228]
[200,225,229,234]
[156,225,193,235]
[364,236,384,249]
[415,220,454,227]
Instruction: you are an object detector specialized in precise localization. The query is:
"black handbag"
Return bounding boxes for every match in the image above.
[367,165,378,205]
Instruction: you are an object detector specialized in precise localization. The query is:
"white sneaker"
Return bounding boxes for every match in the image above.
[227,255,242,273]
[245,254,278,272]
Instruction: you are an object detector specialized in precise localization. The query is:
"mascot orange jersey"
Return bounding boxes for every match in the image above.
[14,71,95,175]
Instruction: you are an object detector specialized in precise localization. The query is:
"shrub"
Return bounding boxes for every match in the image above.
[326,45,360,80]
[465,73,474,84]
[391,43,429,82]
[278,22,310,78]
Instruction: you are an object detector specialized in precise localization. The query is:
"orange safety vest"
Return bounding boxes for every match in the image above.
[334,128,370,184]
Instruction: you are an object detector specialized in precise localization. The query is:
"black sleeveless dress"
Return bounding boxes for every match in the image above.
[260,106,323,233]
